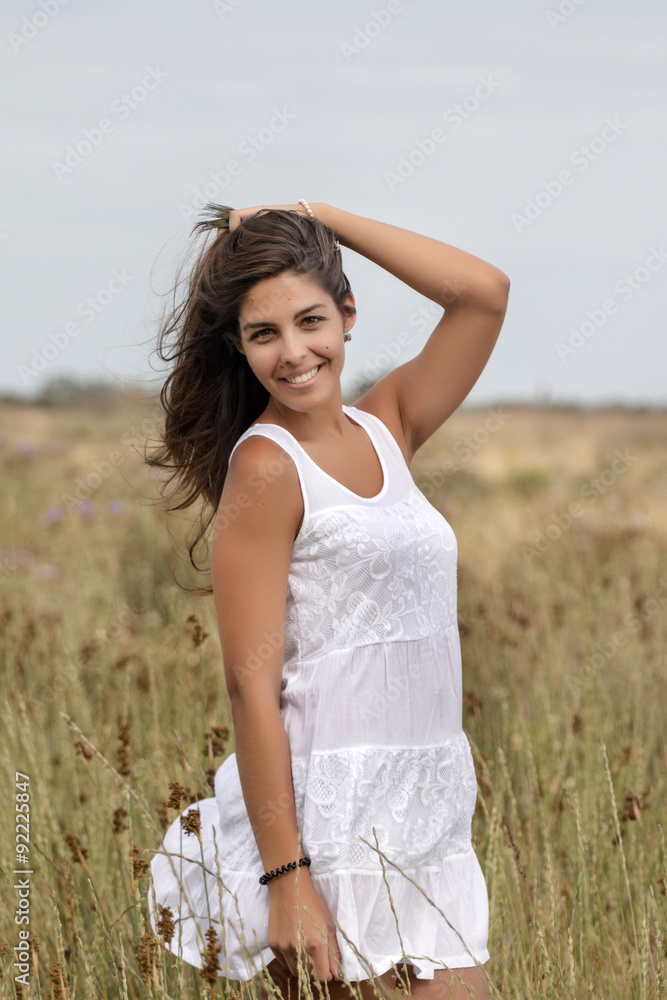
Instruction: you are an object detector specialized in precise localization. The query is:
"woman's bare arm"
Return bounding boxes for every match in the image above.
[211,434,305,875]
[211,435,344,979]
[311,202,508,310]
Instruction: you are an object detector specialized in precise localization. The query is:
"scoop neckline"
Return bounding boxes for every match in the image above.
[249,404,388,502]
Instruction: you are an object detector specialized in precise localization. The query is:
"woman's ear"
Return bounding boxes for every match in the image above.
[342,292,357,335]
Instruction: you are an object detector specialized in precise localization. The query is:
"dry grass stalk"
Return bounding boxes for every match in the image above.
[116,717,132,777]
[203,725,230,762]
[620,789,650,826]
[199,924,222,997]
[73,738,93,761]
[60,711,164,836]
[180,807,202,842]
[137,931,160,987]
[187,613,209,647]
[156,797,170,829]
[156,903,176,946]
[112,805,129,834]
[167,780,187,809]
[28,931,40,978]
[55,856,77,937]
[131,843,150,886]
[64,832,88,865]
[49,962,70,1000]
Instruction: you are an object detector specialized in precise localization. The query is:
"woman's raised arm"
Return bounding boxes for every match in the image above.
[309,202,508,311]
[311,202,510,455]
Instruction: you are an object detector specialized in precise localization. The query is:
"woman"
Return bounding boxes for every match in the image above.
[149,201,510,1000]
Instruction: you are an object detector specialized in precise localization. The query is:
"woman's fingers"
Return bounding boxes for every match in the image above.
[226,206,263,232]
[275,944,337,985]
[275,951,297,979]
[226,203,311,232]
[327,930,344,980]
[329,947,344,979]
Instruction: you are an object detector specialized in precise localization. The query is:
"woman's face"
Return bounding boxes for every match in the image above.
[235,271,355,409]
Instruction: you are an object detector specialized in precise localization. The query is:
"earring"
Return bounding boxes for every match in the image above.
[343,332,352,342]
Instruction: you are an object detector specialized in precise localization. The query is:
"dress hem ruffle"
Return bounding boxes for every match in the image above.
[152,937,490,983]
[149,798,490,983]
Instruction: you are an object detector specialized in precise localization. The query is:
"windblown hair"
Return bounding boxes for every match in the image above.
[147,205,354,592]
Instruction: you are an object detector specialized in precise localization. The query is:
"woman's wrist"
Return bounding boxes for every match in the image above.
[265,861,313,893]
[307,202,330,225]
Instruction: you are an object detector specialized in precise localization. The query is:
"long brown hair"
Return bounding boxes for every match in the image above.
[147,204,354,592]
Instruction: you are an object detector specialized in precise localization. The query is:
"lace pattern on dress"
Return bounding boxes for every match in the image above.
[285,492,458,664]
[290,731,478,873]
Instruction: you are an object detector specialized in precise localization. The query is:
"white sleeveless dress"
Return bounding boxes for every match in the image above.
[149,403,490,981]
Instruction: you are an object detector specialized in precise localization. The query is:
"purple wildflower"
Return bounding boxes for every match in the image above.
[45,506,65,525]
[74,499,94,521]
[15,440,37,456]
[105,500,125,517]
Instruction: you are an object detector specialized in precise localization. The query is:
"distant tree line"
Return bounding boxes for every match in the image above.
[0,376,152,408]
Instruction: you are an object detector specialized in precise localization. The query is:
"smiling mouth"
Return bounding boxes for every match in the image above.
[279,363,324,384]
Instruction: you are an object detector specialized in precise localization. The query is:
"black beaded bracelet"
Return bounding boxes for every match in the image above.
[259,856,311,886]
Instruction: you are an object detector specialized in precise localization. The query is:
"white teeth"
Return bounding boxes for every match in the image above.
[283,365,320,384]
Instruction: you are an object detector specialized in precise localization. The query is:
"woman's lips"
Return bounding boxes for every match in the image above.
[279,363,324,387]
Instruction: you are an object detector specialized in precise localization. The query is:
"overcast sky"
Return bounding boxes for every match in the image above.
[1,0,665,406]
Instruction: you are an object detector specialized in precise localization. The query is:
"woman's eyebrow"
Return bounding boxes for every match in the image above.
[242,303,327,331]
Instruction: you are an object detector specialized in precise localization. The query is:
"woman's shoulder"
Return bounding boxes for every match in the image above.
[218,433,303,544]
[227,430,299,482]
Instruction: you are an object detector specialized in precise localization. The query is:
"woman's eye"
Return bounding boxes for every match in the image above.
[251,317,324,340]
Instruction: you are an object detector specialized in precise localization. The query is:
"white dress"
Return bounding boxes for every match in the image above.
[149,403,490,981]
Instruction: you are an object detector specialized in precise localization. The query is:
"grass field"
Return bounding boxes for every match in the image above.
[1,388,666,999]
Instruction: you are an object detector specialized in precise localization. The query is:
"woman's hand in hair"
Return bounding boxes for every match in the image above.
[224,203,314,233]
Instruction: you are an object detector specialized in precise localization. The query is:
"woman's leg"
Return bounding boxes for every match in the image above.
[402,962,490,1000]
[256,958,491,1000]
[256,957,405,1000]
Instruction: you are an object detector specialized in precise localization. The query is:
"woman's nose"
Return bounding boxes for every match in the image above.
[279,329,308,362]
